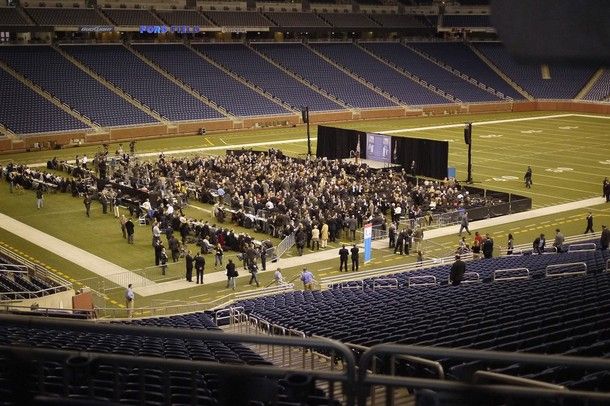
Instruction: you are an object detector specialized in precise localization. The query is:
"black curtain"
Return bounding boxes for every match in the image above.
[316,126,365,160]
[393,137,448,179]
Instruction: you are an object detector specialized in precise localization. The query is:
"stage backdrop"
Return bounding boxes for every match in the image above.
[317,126,449,179]
[316,125,366,161]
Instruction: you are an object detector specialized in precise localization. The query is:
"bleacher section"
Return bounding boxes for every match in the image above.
[0,7,32,26]
[583,70,610,101]
[61,45,224,121]
[155,9,214,26]
[204,11,273,27]
[0,68,88,134]
[253,43,397,108]
[311,43,449,105]
[0,46,156,126]
[363,42,502,102]
[0,270,69,301]
[25,7,107,26]
[238,260,610,389]
[408,42,523,99]
[0,313,281,404]
[133,44,290,116]
[195,43,344,112]
[101,8,161,26]
[475,42,598,99]
[264,11,329,27]
[368,13,427,28]
[320,13,379,28]
[442,14,491,28]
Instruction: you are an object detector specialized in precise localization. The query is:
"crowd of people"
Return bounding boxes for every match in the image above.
[4,145,609,294]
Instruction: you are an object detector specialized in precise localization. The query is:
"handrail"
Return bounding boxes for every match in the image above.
[371,278,399,290]
[0,314,357,402]
[447,271,480,284]
[545,262,587,278]
[493,268,530,282]
[568,243,596,252]
[357,344,610,405]
[473,370,566,390]
[407,275,437,287]
[345,342,445,380]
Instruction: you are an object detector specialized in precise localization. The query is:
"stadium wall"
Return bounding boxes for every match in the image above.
[2,101,608,153]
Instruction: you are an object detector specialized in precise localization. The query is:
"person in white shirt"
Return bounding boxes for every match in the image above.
[311,225,320,250]
[152,222,161,238]
[274,268,284,285]
[125,284,134,318]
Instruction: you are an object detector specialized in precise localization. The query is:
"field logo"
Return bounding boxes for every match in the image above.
[491,175,519,182]
[545,167,573,173]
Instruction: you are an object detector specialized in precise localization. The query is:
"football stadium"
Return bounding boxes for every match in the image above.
[0,0,609,404]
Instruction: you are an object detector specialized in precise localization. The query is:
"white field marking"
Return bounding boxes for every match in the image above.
[600,160,610,165]
[187,204,212,214]
[558,126,579,130]
[568,114,610,120]
[219,138,227,145]
[520,130,543,134]
[379,113,576,134]
[318,267,333,271]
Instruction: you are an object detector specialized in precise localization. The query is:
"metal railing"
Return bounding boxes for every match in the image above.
[357,344,610,405]
[493,268,530,282]
[2,315,610,405]
[568,242,597,252]
[0,244,72,291]
[407,275,437,287]
[275,231,296,259]
[545,262,588,278]
[0,314,357,405]
[505,232,601,256]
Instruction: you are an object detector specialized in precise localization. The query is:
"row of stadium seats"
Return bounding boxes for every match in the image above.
[0,42,605,134]
[239,270,610,390]
[0,46,156,127]
[0,312,339,405]
[0,6,451,29]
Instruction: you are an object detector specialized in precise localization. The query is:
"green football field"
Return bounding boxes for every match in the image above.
[0,111,609,311]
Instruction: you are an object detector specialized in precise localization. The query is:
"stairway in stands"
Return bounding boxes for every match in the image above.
[303,42,406,108]
[185,43,298,115]
[243,42,353,111]
[576,68,606,100]
[354,42,457,103]
[221,320,415,405]
[403,43,512,101]
[51,44,166,124]
[466,43,534,100]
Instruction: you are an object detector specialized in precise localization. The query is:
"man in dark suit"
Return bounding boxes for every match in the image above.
[584,212,594,234]
[350,244,360,272]
[450,255,466,286]
[338,245,349,272]
[185,250,193,282]
[194,252,205,284]
[125,217,135,244]
[482,234,494,259]
[600,225,610,251]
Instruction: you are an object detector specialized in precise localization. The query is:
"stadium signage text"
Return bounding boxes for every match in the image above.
[140,25,201,34]
[79,26,114,32]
